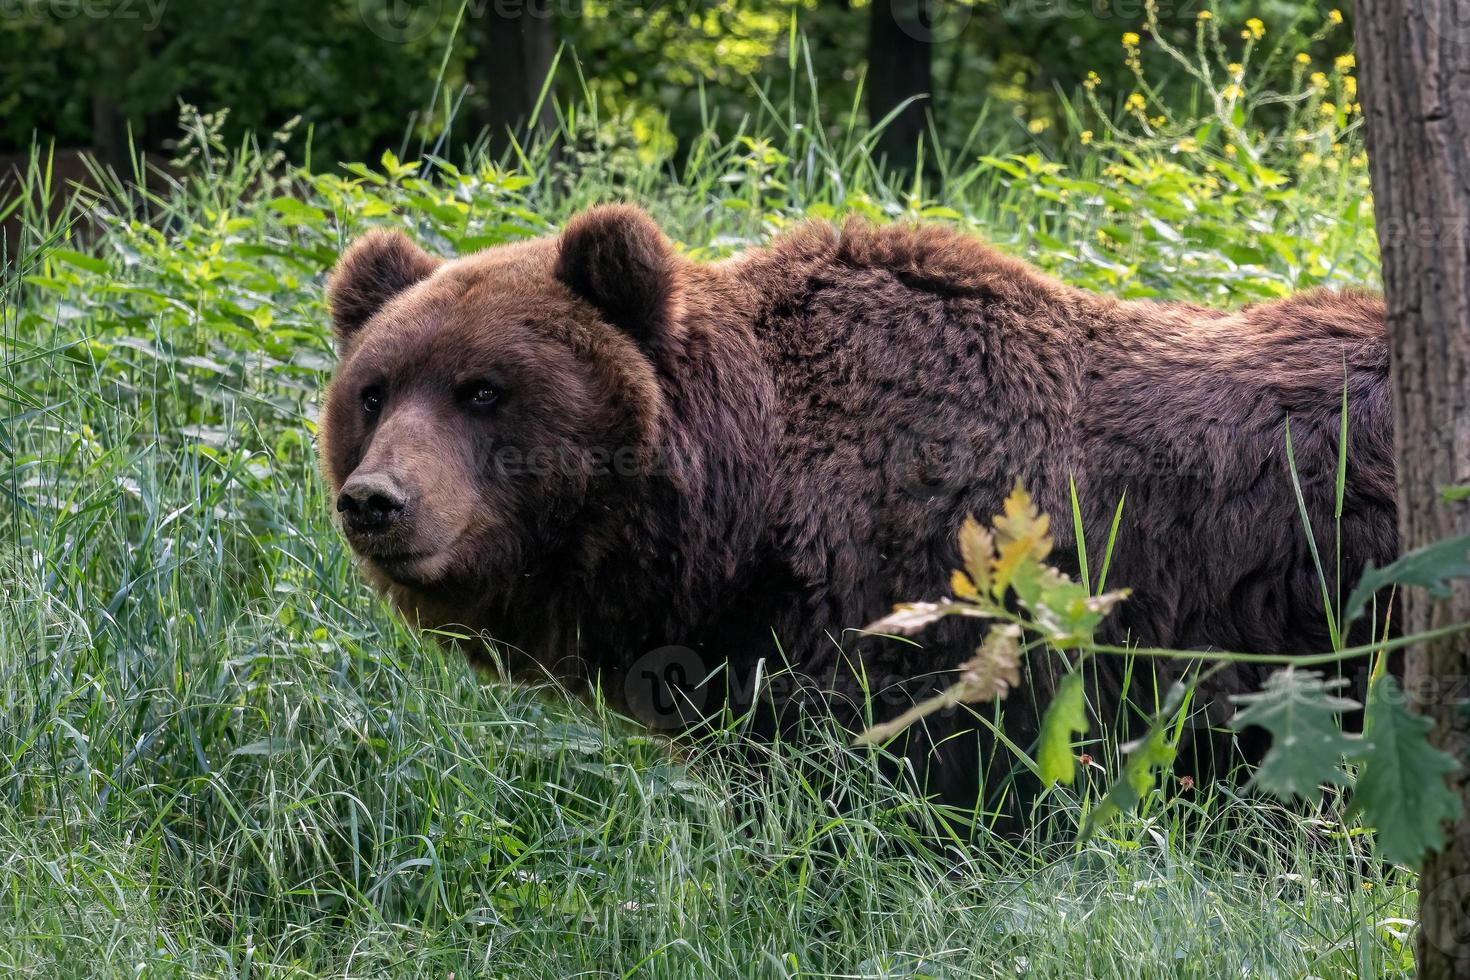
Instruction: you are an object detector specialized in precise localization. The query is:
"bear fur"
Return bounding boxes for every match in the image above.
[319,205,1398,815]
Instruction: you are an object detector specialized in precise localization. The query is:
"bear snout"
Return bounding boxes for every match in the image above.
[337,472,408,537]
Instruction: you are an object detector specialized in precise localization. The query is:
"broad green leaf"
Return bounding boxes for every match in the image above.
[1347,675,1463,866]
[49,249,110,275]
[1230,670,1360,803]
[268,197,327,227]
[1082,716,1178,838]
[1038,672,1088,787]
[978,155,1028,179]
[1343,533,1470,627]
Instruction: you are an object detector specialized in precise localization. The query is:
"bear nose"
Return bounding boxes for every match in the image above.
[337,474,407,534]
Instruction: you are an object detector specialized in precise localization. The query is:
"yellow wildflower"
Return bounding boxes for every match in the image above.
[1080,130,1094,144]
[1320,101,1338,116]
[1175,137,1200,154]
[1310,71,1329,89]
[1126,92,1147,111]
[1028,118,1050,134]
[1197,9,1211,20]
[1296,52,1311,65]
[1228,62,1244,77]
[1221,83,1243,100]
[1246,18,1265,39]
[1329,9,1344,24]
[1343,76,1357,99]
[1301,152,1320,167]
[1085,71,1102,90]
[1335,53,1355,71]
[1122,31,1141,48]
[1224,143,1238,158]
[1150,115,1167,127]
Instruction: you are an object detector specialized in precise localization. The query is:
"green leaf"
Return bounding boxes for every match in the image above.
[1343,533,1470,627]
[1081,717,1177,838]
[1230,670,1360,803]
[1038,672,1088,787]
[1347,675,1463,866]
[48,249,110,275]
[268,197,327,228]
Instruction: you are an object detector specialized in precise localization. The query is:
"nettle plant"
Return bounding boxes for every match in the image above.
[858,484,1467,865]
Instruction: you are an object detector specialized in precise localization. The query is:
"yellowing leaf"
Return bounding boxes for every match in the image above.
[989,484,1052,600]
[958,514,994,594]
[994,483,1052,558]
[956,624,1024,702]
[854,624,1024,747]
[950,569,980,600]
[864,600,985,636]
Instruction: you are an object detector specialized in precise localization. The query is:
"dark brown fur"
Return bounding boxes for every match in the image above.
[319,206,1398,815]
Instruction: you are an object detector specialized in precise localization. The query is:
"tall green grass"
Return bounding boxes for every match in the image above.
[0,33,1414,976]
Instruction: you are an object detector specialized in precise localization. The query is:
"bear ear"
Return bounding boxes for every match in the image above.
[555,204,678,346]
[327,229,441,349]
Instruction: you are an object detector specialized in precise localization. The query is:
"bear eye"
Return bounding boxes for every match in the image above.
[460,380,500,411]
[361,386,384,416]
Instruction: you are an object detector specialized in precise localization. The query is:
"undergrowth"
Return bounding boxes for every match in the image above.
[0,11,1420,978]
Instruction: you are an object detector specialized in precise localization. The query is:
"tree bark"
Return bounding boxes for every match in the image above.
[867,0,933,173]
[472,2,557,158]
[1355,2,1470,976]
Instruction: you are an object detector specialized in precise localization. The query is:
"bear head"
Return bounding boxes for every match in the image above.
[318,205,684,662]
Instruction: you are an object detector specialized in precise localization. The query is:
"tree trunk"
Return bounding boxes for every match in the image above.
[1355,2,1470,975]
[867,0,933,173]
[473,3,557,158]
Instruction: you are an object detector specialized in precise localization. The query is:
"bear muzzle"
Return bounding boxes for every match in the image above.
[338,472,409,540]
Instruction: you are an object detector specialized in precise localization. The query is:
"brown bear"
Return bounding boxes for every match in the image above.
[318,204,1397,817]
